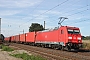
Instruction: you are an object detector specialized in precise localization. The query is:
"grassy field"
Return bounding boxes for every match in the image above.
[82,40,90,43]
[82,40,90,49]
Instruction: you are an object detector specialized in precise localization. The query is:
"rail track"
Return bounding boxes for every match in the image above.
[9,43,90,60]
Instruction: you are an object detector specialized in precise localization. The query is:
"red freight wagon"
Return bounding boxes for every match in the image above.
[15,35,20,42]
[13,36,16,42]
[11,36,15,42]
[4,37,9,41]
[20,34,26,42]
[4,37,7,41]
[26,32,35,43]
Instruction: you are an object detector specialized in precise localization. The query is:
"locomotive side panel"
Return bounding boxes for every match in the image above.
[36,30,59,44]
[58,26,68,46]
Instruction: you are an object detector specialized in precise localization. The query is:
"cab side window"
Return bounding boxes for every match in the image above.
[61,30,64,34]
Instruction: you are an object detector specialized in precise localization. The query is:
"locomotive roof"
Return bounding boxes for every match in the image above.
[61,26,78,28]
[37,26,79,33]
[65,26,79,29]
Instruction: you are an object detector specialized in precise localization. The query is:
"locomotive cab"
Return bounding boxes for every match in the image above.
[59,26,82,50]
[67,27,82,49]
[68,29,81,43]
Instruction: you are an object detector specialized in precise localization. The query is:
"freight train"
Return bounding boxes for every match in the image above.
[4,26,82,51]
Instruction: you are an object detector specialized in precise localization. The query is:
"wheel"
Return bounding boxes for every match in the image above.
[53,45,61,50]
[61,46,64,51]
[59,45,63,50]
[67,46,71,51]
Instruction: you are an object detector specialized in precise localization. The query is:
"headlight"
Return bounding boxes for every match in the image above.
[77,37,81,40]
[68,37,72,39]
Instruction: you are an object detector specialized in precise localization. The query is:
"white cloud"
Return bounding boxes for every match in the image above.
[37,10,61,15]
[0,0,42,8]
[0,10,21,16]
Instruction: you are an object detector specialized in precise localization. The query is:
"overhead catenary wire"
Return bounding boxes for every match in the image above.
[21,0,45,20]
[47,0,84,18]
[49,5,88,17]
[45,3,89,24]
[47,8,89,24]
[60,5,89,16]
[57,0,82,12]
[66,9,89,17]
[17,0,86,26]
[19,0,69,26]
[66,19,90,25]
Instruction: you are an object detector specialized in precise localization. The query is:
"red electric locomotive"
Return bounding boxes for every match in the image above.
[36,26,82,51]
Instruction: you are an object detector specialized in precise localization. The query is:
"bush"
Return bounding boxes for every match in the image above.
[1,45,14,52]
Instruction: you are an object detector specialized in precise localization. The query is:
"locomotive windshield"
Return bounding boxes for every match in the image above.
[74,30,80,34]
[68,29,80,34]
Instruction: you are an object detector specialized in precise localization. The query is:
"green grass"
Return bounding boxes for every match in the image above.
[82,43,90,49]
[82,43,87,48]
[10,53,46,60]
[1,45,14,52]
[82,40,90,49]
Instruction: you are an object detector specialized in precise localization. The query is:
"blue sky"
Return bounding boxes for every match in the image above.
[0,0,90,37]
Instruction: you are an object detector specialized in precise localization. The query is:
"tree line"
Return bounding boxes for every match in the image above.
[82,36,90,40]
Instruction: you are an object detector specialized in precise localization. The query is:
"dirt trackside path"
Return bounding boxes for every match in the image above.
[0,49,22,60]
